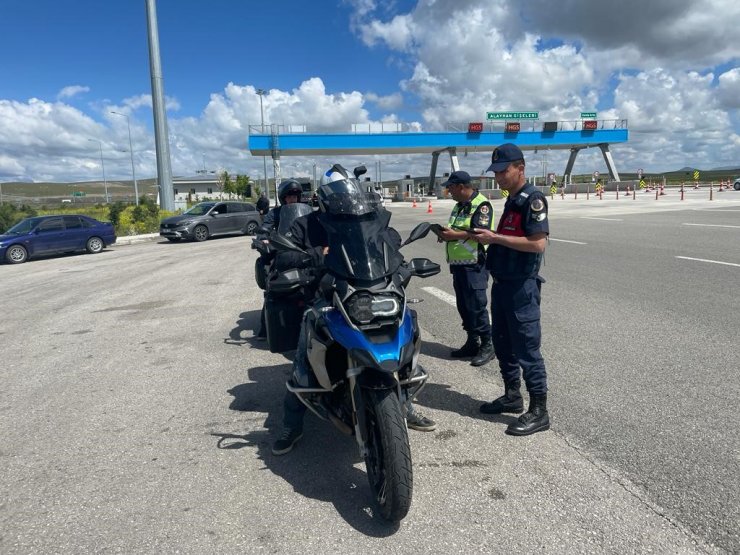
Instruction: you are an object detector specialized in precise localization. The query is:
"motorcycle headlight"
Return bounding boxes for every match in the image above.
[345,292,401,326]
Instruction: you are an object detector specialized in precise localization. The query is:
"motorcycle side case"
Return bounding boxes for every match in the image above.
[265,293,304,353]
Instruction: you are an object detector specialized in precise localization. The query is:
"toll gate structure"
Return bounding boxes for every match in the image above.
[248,119,628,192]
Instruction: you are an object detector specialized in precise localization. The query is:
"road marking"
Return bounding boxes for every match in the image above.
[580,217,623,221]
[421,286,457,306]
[676,256,740,268]
[682,223,740,229]
[691,209,740,212]
[550,238,587,245]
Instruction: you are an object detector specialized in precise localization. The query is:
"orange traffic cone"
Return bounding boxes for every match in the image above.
[660,184,666,196]
[412,198,417,208]
[427,201,433,214]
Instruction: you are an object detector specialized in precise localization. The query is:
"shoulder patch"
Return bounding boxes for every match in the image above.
[533,212,547,222]
[479,214,490,226]
[480,204,490,215]
[531,198,545,212]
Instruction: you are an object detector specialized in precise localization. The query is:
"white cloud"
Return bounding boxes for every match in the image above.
[57,85,90,100]
[366,91,403,110]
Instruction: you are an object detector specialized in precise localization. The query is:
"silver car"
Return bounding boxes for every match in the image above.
[159,201,261,242]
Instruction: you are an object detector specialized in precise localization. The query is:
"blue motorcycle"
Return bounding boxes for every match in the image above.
[264,177,439,521]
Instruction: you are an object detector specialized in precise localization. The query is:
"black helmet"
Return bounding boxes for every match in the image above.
[317,164,380,216]
[278,179,303,205]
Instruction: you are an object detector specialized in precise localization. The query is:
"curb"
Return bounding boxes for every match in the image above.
[115,233,161,246]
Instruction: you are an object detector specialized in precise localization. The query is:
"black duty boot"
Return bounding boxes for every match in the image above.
[506,394,550,436]
[271,427,303,455]
[480,380,524,414]
[450,334,479,358]
[470,336,495,367]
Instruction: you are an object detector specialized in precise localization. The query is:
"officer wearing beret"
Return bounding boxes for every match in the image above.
[436,170,495,367]
[469,144,551,436]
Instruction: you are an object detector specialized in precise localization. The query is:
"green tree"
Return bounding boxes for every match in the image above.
[235,174,251,198]
[108,202,126,229]
[223,173,237,198]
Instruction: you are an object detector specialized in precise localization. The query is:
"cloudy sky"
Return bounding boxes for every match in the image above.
[1,0,739,185]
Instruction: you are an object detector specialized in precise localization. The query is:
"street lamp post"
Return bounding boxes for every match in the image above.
[256,89,270,205]
[110,111,139,205]
[88,139,109,203]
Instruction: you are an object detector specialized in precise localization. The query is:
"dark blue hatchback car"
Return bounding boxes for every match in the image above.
[0,215,117,264]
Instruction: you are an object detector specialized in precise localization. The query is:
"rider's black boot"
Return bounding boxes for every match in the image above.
[480,380,524,414]
[450,334,479,358]
[470,335,495,367]
[506,394,550,436]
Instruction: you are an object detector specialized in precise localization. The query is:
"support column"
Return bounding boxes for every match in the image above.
[599,143,621,182]
[270,125,281,205]
[563,146,583,185]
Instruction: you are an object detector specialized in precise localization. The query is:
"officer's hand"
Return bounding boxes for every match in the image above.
[470,228,497,244]
[437,228,457,241]
[322,246,329,255]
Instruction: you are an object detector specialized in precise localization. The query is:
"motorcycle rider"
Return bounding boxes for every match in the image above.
[255,179,304,338]
[272,164,437,456]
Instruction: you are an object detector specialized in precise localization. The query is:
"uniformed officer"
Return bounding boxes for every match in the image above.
[470,143,550,436]
[436,170,495,367]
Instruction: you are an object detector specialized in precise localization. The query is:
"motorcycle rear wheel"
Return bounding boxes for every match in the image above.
[363,388,413,522]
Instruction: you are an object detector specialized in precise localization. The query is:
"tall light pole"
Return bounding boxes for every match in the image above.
[88,139,109,203]
[256,88,270,205]
[110,111,139,205]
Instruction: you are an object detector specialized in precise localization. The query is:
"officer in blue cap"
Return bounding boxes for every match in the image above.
[436,170,495,367]
[469,144,551,436]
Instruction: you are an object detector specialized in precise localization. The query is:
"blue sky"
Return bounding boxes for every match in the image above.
[1,0,739,184]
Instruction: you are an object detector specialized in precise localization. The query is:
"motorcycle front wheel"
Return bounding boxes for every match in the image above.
[363,388,413,522]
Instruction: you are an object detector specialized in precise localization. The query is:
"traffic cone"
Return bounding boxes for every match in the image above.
[427,201,433,214]
[718,181,724,192]
[660,184,666,196]
[412,198,417,208]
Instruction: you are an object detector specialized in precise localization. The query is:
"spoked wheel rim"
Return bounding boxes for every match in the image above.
[246,221,258,235]
[7,245,27,263]
[194,226,209,241]
[87,237,103,253]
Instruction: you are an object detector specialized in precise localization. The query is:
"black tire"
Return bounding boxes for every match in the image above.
[86,236,105,254]
[245,220,259,236]
[734,181,740,191]
[193,225,209,242]
[5,244,28,264]
[363,388,413,522]
[166,237,182,242]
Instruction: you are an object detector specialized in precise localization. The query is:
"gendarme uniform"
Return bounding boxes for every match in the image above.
[446,189,493,345]
[486,182,549,395]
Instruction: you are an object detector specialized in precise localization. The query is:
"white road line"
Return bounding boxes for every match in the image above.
[421,286,457,306]
[691,209,740,212]
[550,238,588,245]
[682,223,740,229]
[579,217,623,221]
[676,256,740,268]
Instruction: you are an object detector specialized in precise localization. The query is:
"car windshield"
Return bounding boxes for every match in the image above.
[184,203,215,216]
[5,217,45,234]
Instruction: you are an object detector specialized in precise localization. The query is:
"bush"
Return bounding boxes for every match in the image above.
[0,203,38,233]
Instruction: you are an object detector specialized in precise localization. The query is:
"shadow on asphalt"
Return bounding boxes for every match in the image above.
[212,363,401,537]
[414,382,518,428]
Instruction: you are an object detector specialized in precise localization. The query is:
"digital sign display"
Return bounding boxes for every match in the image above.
[582,120,598,130]
[505,122,521,133]
[543,121,558,132]
[468,122,484,133]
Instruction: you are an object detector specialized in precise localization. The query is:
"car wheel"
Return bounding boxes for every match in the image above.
[193,225,209,242]
[734,182,740,191]
[245,221,259,236]
[166,237,182,242]
[86,236,105,254]
[5,245,28,264]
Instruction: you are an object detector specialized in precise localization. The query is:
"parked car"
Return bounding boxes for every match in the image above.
[733,177,740,191]
[159,201,261,242]
[0,215,116,264]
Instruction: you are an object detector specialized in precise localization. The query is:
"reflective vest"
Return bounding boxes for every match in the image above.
[446,192,489,265]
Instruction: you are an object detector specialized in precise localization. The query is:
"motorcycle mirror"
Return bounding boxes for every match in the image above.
[402,222,432,246]
[353,165,368,179]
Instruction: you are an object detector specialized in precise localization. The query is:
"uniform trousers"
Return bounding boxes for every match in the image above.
[490,276,548,395]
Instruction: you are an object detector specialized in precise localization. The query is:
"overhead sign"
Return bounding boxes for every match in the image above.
[582,120,598,130]
[580,112,597,118]
[468,122,483,133]
[487,111,539,120]
[505,122,521,133]
[72,191,86,197]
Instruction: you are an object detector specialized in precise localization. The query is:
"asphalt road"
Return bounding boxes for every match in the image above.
[1,189,738,554]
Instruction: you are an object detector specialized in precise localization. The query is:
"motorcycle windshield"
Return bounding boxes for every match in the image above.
[320,209,405,282]
[277,203,313,236]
